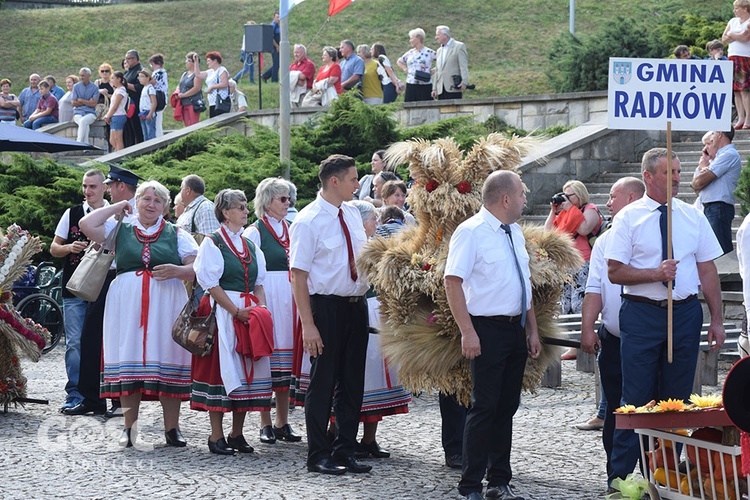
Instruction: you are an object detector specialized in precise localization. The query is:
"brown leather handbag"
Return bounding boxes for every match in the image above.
[172,292,217,357]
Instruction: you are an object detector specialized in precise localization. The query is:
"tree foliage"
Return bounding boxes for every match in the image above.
[548,17,664,93]
[656,14,728,59]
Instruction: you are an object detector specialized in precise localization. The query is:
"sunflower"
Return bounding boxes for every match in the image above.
[616,404,637,414]
[654,398,688,412]
[688,393,722,408]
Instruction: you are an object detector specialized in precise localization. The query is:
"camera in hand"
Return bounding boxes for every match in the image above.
[450,74,476,90]
[551,192,568,205]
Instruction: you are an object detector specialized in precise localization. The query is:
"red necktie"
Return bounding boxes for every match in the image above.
[338,208,358,282]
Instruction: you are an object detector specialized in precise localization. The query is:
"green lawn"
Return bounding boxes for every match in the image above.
[1,0,721,131]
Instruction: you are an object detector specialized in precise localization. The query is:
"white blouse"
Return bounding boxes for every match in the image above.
[195,224,267,291]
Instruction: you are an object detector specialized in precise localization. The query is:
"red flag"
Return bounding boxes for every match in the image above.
[328,0,352,17]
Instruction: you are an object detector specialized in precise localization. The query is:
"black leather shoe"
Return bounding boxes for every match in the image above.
[273,423,302,442]
[62,401,106,416]
[105,401,123,419]
[485,484,524,500]
[445,453,463,469]
[227,434,254,453]
[360,439,390,458]
[119,428,133,448]
[464,493,484,500]
[259,425,276,444]
[335,455,372,473]
[307,457,347,475]
[208,437,235,455]
[165,428,187,447]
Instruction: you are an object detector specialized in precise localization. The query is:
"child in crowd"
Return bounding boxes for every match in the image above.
[137,69,157,141]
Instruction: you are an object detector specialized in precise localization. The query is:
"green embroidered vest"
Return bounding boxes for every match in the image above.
[253,220,289,272]
[115,222,181,274]
[209,232,258,292]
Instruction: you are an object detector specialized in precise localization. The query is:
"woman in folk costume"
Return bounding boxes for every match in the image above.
[79,180,199,448]
[351,201,411,459]
[242,178,301,445]
[191,189,273,455]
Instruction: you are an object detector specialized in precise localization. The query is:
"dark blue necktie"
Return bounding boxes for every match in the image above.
[501,224,527,327]
[657,205,673,289]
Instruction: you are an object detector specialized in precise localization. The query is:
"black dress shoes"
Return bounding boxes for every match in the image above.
[227,434,254,453]
[360,439,390,458]
[464,493,484,500]
[62,401,106,416]
[273,423,302,442]
[445,453,463,469]
[119,428,133,448]
[485,484,524,500]
[165,428,187,447]
[335,455,372,473]
[208,437,235,455]
[353,442,369,459]
[259,425,276,444]
[307,457,347,475]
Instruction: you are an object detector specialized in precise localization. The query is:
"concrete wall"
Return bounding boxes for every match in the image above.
[247,90,609,132]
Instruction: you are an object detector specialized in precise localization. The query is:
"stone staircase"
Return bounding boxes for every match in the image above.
[521,131,750,250]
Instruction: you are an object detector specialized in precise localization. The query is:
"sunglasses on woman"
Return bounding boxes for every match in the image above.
[276,196,290,203]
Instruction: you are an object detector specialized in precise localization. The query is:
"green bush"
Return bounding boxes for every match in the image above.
[735,157,750,216]
[656,13,728,59]
[548,17,664,93]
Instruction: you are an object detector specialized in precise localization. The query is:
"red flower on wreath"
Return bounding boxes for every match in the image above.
[425,180,439,192]
[421,262,432,271]
[457,181,471,194]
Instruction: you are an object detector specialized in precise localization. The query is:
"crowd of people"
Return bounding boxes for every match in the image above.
[291,24,470,108]
[54,158,414,471]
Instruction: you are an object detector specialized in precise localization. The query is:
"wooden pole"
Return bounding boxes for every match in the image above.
[666,122,673,364]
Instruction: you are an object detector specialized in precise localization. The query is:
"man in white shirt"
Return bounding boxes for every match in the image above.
[605,148,725,485]
[579,176,645,490]
[51,169,108,415]
[445,170,541,500]
[290,154,371,476]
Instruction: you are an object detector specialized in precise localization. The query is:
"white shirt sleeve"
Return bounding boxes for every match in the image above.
[195,236,224,290]
[242,225,261,247]
[445,224,476,280]
[176,226,200,261]
[54,209,72,240]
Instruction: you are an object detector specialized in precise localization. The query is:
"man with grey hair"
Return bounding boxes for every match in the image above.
[605,148,725,486]
[290,43,316,107]
[338,40,364,91]
[432,25,469,100]
[71,68,99,144]
[446,170,541,500]
[177,174,220,237]
[18,73,42,121]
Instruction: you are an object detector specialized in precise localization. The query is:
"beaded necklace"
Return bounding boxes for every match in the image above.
[221,225,253,293]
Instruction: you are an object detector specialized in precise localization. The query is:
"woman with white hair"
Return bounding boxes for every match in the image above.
[80,180,199,448]
[242,178,301,445]
[396,28,436,102]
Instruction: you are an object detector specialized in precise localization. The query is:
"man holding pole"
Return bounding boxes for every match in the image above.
[605,148,725,484]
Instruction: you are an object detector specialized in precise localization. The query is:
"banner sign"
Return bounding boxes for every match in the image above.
[607,57,732,131]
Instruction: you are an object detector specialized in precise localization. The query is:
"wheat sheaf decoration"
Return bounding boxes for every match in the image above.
[358,133,582,405]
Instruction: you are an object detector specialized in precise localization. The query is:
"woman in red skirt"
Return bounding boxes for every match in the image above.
[190,189,273,455]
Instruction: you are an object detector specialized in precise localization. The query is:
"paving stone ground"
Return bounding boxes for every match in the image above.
[2,346,730,499]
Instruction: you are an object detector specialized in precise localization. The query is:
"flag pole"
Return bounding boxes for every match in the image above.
[666,121,673,364]
[279,14,291,180]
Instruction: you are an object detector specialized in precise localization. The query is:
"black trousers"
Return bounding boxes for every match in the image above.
[305,294,369,465]
[458,316,528,495]
[439,392,467,456]
[597,326,622,478]
[77,270,115,407]
[438,90,462,100]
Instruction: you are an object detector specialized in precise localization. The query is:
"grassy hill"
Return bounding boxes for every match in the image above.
[1,0,725,112]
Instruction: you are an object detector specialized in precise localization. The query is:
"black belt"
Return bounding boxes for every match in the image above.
[701,201,732,207]
[485,314,522,323]
[312,294,364,303]
[621,293,697,308]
